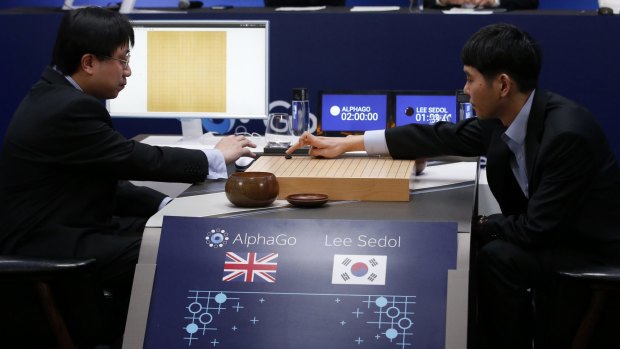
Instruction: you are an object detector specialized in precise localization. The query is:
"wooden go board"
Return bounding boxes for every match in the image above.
[246,156,416,201]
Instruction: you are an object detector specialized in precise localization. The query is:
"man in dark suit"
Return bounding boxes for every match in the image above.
[0,7,255,346]
[287,23,620,348]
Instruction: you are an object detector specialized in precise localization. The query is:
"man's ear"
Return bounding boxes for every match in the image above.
[497,73,513,98]
[80,54,97,75]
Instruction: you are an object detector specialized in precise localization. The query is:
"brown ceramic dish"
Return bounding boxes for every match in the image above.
[286,193,329,208]
[225,172,279,207]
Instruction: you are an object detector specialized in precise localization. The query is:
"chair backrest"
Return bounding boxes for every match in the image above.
[0,256,95,280]
[0,256,96,349]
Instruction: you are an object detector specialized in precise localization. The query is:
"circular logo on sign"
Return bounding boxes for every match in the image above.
[205,228,229,248]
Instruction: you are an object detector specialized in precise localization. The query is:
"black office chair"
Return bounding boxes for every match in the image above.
[556,266,620,349]
[0,256,96,349]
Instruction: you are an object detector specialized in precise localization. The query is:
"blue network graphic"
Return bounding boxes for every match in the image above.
[182,290,417,348]
[363,295,416,348]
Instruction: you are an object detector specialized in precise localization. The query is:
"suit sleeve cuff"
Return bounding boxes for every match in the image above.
[158,196,173,211]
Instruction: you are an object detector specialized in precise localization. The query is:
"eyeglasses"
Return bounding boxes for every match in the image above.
[103,54,130,69]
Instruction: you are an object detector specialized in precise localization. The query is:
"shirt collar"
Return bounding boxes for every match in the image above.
[52,65,84,92]
[63,74,83,92]
[504,89,535,146]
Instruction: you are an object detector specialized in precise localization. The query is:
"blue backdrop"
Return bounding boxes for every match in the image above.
[1,9,618,159]
[0,0,600,9]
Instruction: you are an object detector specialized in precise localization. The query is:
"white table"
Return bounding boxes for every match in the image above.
[124,155,481,349]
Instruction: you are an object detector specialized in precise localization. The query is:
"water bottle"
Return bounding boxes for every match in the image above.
[291,88,310,137]
[459,102,473,121]
[410,0,423,12]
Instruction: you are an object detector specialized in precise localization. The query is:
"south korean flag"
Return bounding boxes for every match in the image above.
[331,254,387,285]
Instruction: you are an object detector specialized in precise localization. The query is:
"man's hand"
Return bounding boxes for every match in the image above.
[285,132,365,158]
[214,135,257,164]
[415,158,427,175]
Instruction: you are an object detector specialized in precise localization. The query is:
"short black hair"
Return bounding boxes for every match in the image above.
[51,7,134,75]
[461,23,541,93]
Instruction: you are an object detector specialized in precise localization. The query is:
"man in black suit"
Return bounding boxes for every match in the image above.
[0,7,255,346]
[287,23,620,348]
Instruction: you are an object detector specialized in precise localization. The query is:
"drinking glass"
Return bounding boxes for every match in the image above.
[265,113,294,148]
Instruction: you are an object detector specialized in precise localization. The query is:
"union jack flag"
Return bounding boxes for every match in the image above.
[222,252,278,283]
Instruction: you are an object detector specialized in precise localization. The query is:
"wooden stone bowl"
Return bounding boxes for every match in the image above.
[225,172,279,207]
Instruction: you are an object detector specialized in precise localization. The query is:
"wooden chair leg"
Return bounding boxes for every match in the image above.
[35,281,76,349]
[571,288,607,349]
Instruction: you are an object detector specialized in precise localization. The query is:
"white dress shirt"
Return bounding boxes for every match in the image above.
[501,90,534,198]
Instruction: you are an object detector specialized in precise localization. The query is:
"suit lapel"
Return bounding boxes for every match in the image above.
[486,126,513,207]
[484,91,547,213]
[524,90,546,195]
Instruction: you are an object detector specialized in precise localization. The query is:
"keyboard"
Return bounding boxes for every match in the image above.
[141,135,267,152]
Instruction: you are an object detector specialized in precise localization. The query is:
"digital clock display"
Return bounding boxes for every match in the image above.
[319,93,389,134]
[395,94,457,126]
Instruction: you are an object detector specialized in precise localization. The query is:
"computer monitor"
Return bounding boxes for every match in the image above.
[393,91,457,127]
[317,91,390,136]
[106,20,269,140]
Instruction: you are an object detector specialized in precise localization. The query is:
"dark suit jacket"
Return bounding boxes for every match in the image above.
[423,0,538,10]
[385,90,620,251]
[0,67,211,255]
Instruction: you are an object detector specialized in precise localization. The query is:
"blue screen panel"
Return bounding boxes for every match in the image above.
[320,94,388,133]
[395,94,457,126]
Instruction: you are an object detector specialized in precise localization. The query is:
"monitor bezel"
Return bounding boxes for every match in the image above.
[391,90,458,128]
[106,19,270,121]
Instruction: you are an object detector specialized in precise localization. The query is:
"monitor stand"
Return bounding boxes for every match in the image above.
[179,118,204,143]
[138,118,224,150]
[119,0,136,13]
